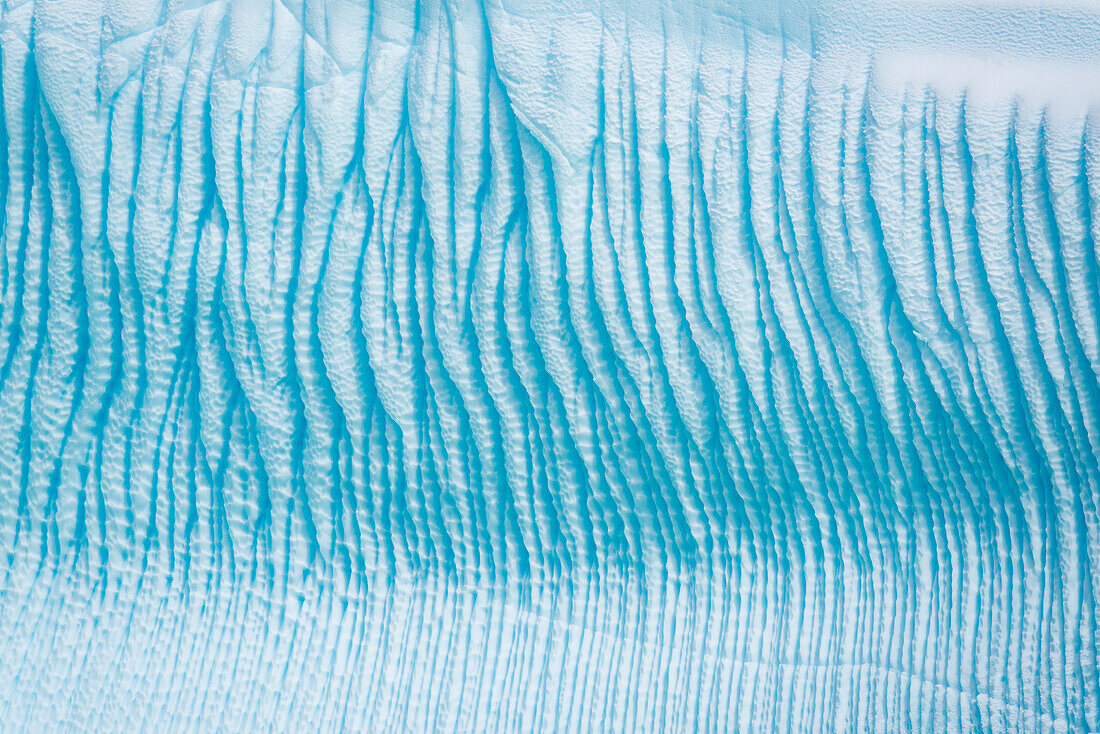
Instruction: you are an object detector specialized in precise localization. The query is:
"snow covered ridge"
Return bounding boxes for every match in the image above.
[1,0,1099,730]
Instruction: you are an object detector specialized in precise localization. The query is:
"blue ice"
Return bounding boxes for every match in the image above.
[0,0,1098,731]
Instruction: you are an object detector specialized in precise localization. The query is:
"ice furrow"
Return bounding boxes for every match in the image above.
[1,0,1099,731]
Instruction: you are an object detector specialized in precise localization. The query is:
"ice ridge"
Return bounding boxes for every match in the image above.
[1,0,1099,731]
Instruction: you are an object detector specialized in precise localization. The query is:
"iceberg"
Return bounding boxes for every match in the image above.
[0,0,1098,730]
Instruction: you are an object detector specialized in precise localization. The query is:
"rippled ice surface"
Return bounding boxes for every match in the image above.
[1,0,1099,731]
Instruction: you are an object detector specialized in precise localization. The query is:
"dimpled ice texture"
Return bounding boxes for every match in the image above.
[0,0,1099,731]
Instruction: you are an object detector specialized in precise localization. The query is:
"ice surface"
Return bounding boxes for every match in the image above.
[1,0,1099,731]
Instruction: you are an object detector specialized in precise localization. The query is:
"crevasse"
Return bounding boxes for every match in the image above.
[1,0,1099,731]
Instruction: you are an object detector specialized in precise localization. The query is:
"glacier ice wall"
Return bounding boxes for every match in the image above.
[1,0,1099,730]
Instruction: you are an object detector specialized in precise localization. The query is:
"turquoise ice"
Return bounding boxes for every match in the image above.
[0,0,1099,731]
